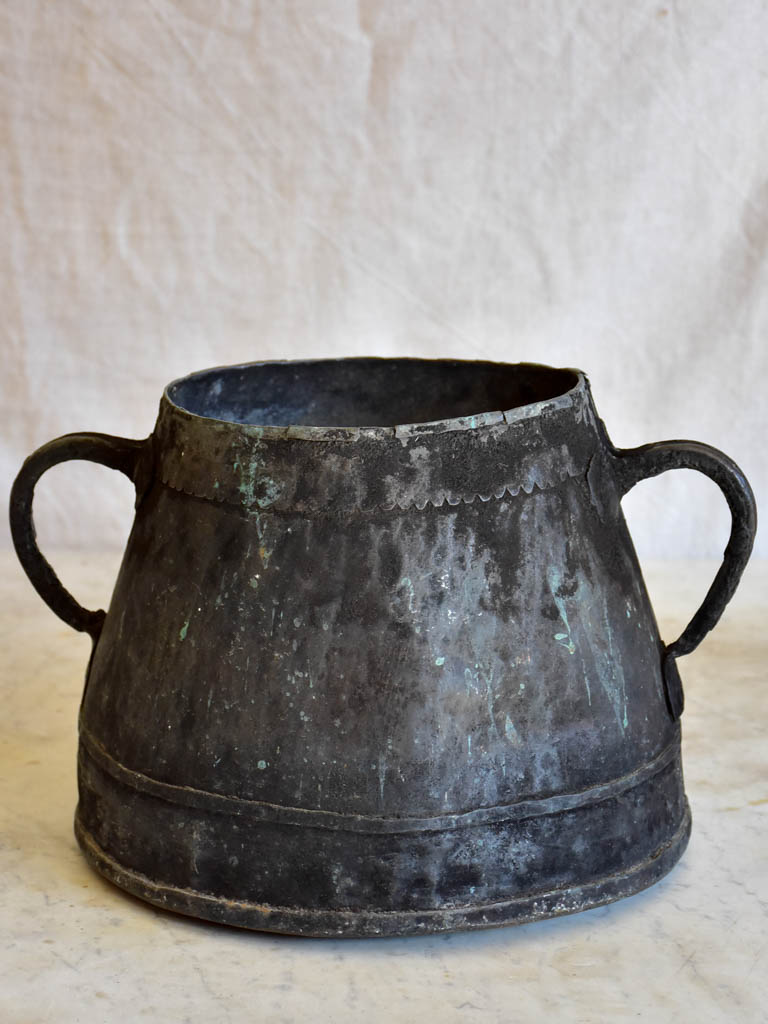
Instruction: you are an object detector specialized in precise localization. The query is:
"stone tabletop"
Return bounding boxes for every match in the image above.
[1,552,766,1023]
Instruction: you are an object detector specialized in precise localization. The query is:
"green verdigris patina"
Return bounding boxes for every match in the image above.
[9,358,757,937]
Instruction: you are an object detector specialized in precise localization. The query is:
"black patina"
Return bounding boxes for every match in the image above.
[9,359,757,936]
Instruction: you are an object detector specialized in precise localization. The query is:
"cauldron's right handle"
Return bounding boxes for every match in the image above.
[9,432,153,643]
[613,440,757,717]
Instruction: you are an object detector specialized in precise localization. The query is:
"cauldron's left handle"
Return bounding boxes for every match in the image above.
[9,432,152,642]
[613,440,757,717]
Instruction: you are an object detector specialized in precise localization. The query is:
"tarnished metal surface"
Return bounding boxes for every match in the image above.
[9,359,757,936]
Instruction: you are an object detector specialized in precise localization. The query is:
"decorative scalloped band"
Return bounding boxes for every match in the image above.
[150,382,602,515]
[157,460,586,515]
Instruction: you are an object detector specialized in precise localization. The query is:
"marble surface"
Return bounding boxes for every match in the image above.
[1,552,766,1023]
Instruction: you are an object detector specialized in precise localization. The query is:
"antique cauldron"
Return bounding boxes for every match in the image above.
[9,359,757,937]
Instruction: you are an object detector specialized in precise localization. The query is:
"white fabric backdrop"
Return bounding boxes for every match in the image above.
[1,0,765,561]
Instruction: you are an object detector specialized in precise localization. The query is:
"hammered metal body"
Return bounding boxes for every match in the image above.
[10,360,756,936]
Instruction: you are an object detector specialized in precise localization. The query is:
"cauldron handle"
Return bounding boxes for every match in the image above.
[613,440,757,717]
[9,432,152,642]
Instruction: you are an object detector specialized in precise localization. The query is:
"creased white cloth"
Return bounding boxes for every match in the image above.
[0,1,765,559]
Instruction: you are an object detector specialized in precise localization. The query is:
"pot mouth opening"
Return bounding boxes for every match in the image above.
[164,359,583,438]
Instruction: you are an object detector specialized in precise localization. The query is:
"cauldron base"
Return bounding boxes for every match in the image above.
[74,807,691,939]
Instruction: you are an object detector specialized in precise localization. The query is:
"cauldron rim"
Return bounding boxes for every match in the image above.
[162,357,586,442]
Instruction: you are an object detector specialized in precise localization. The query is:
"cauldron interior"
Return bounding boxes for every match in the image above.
[167,359,578,428]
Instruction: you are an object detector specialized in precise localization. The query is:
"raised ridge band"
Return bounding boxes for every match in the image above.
[79,725,681,835]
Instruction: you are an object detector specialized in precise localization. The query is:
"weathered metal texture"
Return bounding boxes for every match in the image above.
[9,359,757,937]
